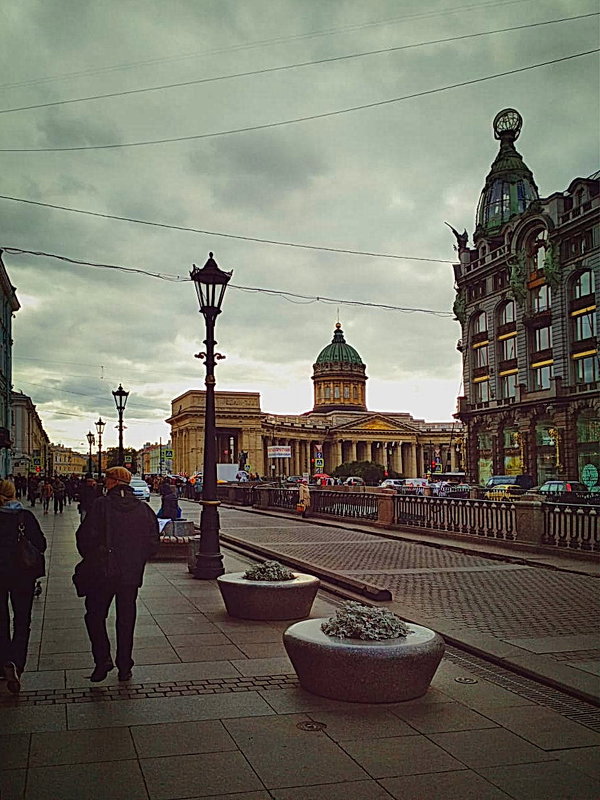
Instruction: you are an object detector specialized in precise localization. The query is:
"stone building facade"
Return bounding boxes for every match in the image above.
[0,253,20,477]
[10,391,50,476]
[452,109,599,487]
[168,325,462,479]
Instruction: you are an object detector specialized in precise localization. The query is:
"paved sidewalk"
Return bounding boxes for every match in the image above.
[216,503,600,704]
[1,499,599,799]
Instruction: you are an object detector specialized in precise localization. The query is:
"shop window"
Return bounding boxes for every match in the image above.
[500,336,517,361]
[574,354,599,384]
[530,284,551,313]
[573,270,595,299]
[502,426,522,474]
[535,420,558,483]
[477,431,493,485]
[500,373,517,399]
[531,363,553,391]
[573,311,597,341]
[533,326,552,352]
[577,410,600,487]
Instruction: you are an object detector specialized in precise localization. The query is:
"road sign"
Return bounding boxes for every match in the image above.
[165,449,173,458]
[314,458,324,469]
[33,457,41,466]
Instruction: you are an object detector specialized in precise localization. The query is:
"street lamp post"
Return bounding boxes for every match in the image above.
[95,417,105,480]
[112,384,129,466]
[190,252,232,580]
[86,431,95,478]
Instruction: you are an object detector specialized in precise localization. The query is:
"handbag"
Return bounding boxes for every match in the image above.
[296,502,305,513]
[15,513,45,578]
[72,502,120,597]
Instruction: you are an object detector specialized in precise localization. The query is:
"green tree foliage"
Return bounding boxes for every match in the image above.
[105,447,138,473]
[332,460,387,485]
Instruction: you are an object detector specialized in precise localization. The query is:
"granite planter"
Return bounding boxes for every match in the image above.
[283,618,444,703]
[217,572,320,620]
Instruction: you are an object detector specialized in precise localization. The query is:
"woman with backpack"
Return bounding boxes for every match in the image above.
[0,479,46,694]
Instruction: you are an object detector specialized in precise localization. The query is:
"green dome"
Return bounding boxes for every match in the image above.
[316,324,364,365]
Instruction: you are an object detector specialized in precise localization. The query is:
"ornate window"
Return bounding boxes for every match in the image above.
[473,379,490,403]
[324,387,331,399]
[334,386,340,399]
[343,386,350,399]
[472,311,487,334]
[573,270,595,299]
[530,284,551,312]
[531,363,553,391]
[574,354,599,384]
[499,300,515,325]
[500,372,518,399]
[573,311,596,341]
[533,326,552,352]
[500,336,517,360]
[473,345,489,368]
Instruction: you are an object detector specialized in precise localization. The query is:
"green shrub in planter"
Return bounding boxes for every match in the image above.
[243,560,295,582]
[321,601,411,640]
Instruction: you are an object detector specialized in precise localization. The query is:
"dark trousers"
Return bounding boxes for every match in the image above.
[53,495,64,513]
[0,580,35,672]
[84,585,138,672]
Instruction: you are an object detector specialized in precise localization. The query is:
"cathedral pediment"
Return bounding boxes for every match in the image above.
[332,414,418,434]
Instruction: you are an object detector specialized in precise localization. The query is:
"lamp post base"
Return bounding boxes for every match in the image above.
[194,553,225,580]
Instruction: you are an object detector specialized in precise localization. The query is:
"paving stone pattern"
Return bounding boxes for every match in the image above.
[2,501,600,799]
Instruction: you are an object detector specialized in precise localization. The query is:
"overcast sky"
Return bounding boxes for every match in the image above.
[1,0,598,452]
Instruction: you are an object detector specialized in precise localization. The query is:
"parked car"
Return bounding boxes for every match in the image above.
[130,477,150,501]
[485,474,535,491]
[344,476,365,486]
[536,480,594,503]
[402,478,429,495]
[285,475,305,486]
[379,479,405,490]
[444,483,473,499]
[485,484,526,501]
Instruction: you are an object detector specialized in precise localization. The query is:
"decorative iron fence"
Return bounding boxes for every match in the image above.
[267,487,298,510]
[311,490,379,521]
[542,503,599,552]
[393,495,516,540]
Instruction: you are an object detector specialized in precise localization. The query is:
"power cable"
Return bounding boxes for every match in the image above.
[0,0,536,91]
[0,13,593,116]
[1,245,453,316]
[0,49,595,152]
[0,211,453,263]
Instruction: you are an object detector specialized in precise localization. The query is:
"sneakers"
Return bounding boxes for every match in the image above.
[4,662,21,694]
[88,662,115,682]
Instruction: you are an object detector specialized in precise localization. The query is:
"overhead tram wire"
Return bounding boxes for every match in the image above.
[0,209,453,263]
[0,246,453,317]
[0,13,594,117]
[0,49,595,153]
[0,0,536,91]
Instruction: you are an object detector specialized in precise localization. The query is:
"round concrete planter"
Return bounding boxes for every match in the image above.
[217,572,320,620]
[283,617,444,703]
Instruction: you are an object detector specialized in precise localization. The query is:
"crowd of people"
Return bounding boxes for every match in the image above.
[0,469,181,695]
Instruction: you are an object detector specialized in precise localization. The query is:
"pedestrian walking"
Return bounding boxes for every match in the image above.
[74,466,159,683]
[157,481,180,520]
[27,476,39,508]
[0,479,46,694]
[77,477,98,522]
[52,477,66,514]
[40,479,53,515]
[298,480,310,518]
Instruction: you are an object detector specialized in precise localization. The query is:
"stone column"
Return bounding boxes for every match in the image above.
[407,443,418,476]
[392,443,403,474]
[334,439,343,470]
[349,440,357,463]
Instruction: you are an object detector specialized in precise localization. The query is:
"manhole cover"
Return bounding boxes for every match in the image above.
[455,677,478,684]
[296,721,327,731]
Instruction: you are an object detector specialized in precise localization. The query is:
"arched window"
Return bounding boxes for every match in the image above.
[472,311,487,335]
[573,270,595,299]
[499,300,515,326]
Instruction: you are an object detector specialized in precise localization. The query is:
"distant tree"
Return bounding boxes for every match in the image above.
[105,447,138,473]
[332,460,386,485]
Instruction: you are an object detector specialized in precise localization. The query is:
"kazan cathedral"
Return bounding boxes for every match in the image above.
[167,323,462,479]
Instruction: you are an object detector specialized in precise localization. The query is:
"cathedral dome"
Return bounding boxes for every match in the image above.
[312,323,367,413]
[315,323,364,365]
[475,109,539,239]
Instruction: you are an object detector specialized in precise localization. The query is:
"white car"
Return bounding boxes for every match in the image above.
[130,478,150,501]
[380,479,405,490]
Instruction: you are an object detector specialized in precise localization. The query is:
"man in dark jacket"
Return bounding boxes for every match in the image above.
[76,466,159,682]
